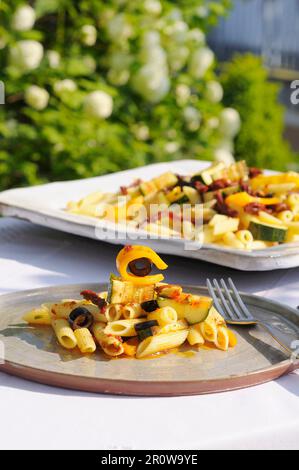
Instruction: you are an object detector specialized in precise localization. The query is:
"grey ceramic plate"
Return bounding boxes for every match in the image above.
[0,283,298,396]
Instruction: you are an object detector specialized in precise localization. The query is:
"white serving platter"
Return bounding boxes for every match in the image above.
[0,159,299,271]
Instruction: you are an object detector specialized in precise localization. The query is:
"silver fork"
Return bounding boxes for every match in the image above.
[207,277,294,355]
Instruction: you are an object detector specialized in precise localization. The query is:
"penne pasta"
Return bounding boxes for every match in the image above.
[198,307,227,347]
[105,304,123,322]
[24,244,239,359]
[203,198,217,209]
[277,210,294,223]
[291,205,299,215]
[91,322,106,346]
[74,328,96,353]
[92,322,124,356]
[136,330,189,358]
[98,291,108,300]
[203,207,217,223]
[23,306,52,325]
[122,303,143,319]
[144,222,179,237]
[199,320,218,344]
[251,240,269,250]
[153,319,188,335]
[222,232,245,250]
[187,325,205,346]
[52,319,77,349]
[287,193,299,209]
[268,183,296,194]
[202,225,219,244]
[104,319,144,337]
[235,230,253,247]
[182,220,195,240]
[206,306,226,326]
[285,221,299,235]
[209,214,239,236]
[65,162,299,251]
[257,211,283,226]
[147,306,177,326]
[50,300,106,323]
[78,191,105,207]
[286,230,299,243]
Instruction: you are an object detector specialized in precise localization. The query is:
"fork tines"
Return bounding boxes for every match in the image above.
[207,278,254,323]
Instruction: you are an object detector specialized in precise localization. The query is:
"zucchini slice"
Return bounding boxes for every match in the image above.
[200,171,214,186]
[157,294,212,325]
[107,276,155,304]
[153,172,178,191]
[182,186,200,204]
[140,173,178,197]
[213,160,249,182]
[222,184,241,197]
[192,162,225,186]
[174,194,189,205]
[155,284,183,299]
[248,221,287,242]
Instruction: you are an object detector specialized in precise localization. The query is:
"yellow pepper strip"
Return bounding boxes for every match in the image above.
[123,338,138,357]
[257,196,281,205]
[225,192,280,208]
[167,187,183,203]
[250,173,299,191]
[116,245,168,285]
[227,328,237,347]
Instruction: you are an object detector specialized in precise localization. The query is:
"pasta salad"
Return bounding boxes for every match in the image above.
[23,245,237,359]
[67,161,299,250]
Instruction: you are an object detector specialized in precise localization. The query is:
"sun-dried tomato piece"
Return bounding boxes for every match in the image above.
[80,290,107,312]
[209,179,232,191]
[131,178,142,187]
[240,181,255,195]
[222,206,238,218]
[120,186,128,195]
[268,202,289,213]
[120,179,142,196]
[249,167,263,178]
[244,202,267,215]
[215,192,238,217]
[194,181,209,193]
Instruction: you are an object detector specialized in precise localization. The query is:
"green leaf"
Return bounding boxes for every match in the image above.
[35,0,60,18]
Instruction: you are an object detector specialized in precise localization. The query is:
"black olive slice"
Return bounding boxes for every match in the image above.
[134,320,158,331]
[141,300,159,312]
[68,307,94,330]
[128,257,152,277]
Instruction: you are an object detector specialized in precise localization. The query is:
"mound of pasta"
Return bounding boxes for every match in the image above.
[23,245,237,359]
[67,161,299,250]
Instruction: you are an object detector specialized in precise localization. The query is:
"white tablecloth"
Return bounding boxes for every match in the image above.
[0,217,298,450]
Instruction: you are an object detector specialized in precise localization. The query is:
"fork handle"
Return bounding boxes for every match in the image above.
[257,321,297,357]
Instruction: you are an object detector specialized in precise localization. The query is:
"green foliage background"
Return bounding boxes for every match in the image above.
[0,1,295,191]
[220,54,296,171]
[0,0,232,190]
